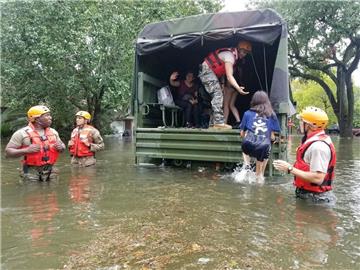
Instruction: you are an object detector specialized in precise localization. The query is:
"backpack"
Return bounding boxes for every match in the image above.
[157,85,175,106]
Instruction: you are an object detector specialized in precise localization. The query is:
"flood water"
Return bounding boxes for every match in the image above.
[1,135,360,269]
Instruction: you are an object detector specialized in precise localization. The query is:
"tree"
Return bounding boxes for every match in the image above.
[1,0,223,134]
[254,1,360,137]
[291,79,337,126]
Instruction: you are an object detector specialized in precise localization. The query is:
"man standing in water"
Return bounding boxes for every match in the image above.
[198,40,251,129]
[273,107,336,203]
[68,111,104,167]
[5,105,65,181]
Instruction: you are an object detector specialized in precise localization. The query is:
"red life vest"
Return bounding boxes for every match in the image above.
[293,131,336,193]
[205,48,238,77]
[69,125,94,157]
[22,123,59,166]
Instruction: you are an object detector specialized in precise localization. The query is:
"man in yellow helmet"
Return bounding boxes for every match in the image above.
[68,111,104,167]
[273,107,337,203]
[199,40,251,129]
[5,105,66,181]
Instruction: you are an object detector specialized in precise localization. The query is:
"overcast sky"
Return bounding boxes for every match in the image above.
[221,0,360,87]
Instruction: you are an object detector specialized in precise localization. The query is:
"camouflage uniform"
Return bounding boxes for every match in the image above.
[21,165,59,181]
[198,62,224,125]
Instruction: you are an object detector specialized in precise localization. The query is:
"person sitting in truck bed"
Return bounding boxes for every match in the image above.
[169,70,200,128]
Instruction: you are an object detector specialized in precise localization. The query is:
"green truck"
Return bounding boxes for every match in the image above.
[133,9,292,174]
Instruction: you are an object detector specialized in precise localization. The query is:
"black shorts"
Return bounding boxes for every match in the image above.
[241,133,271,161]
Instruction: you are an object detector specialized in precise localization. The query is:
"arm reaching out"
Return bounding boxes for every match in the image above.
[169,71,180,87]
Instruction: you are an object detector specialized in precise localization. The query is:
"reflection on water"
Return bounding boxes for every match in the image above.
[1,135,360,269]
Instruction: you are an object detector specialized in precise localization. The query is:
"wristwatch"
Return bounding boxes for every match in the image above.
[287,165,294,174]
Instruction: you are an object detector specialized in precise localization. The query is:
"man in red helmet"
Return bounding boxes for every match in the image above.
[5,105,65,181]
[199,40,251,129]
[68,111,104,167]
[273,107,337,203]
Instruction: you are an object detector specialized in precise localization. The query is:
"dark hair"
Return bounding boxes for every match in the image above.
[250,90,274,117]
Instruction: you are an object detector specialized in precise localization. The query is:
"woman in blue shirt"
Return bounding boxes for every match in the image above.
[239,91,281,182]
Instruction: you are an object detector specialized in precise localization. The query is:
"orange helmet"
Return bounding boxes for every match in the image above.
[27,105,50,122]
[76,111,91,120]
[237,41,252,53]
[297,106,329,130]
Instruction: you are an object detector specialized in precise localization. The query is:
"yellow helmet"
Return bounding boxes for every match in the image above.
[297,106,329,130]
[27,105,50,122]
[237,41,252,53]
[76,111,91,120]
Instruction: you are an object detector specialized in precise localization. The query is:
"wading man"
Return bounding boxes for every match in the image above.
[5,105,65,181]
[273,107,336,203]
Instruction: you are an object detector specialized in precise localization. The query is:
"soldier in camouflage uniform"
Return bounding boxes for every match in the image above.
[199,41,251,128]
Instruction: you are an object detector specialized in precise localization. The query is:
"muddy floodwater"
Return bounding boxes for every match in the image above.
[1,135,360,269]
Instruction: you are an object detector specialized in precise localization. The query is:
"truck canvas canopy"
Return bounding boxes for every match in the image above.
[135,9,290,113]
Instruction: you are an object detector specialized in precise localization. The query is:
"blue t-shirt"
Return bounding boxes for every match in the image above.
[239,110,281,139]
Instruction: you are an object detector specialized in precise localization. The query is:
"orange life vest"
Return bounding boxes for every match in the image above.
[293,131,336,193]
[69,125,94,157]
[22,123,59,166]
[205,48,238,77]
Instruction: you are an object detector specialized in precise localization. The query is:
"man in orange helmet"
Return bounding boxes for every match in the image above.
[199,40,251,129]
[68,111,104,167]
[273,107,337,203]
[5,105,65,181]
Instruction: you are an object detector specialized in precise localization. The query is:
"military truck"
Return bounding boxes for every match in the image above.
[133,9,292,174]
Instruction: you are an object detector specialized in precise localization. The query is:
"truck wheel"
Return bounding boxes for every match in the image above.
[172,159,184,167]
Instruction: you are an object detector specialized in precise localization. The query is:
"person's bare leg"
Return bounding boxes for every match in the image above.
[261,159,269,177]
[255,161,262,176]
[230,91,240,122]
[223,86,231,124]
[255,160,266,183]
[242,152,251,166]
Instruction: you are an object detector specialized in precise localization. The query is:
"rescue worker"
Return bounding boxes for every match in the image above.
[273,107,336,203]
[68,111,104,167]
[5,105,65,181]
[198,40,251,129]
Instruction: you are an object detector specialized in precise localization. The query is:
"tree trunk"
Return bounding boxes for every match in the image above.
[336,68,353,137]
[92,98,102,130]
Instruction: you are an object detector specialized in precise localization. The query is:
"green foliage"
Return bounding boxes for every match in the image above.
[292,79,337,125]
[292,80,360,128]
[0,108,27,138]
[254,0,360,136]
[1,0,223,135]
[353,86,360,127]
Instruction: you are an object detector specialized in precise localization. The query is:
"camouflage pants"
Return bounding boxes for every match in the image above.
[71,156,96,167]
[199,62,224,125]
[21,165,59,181]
